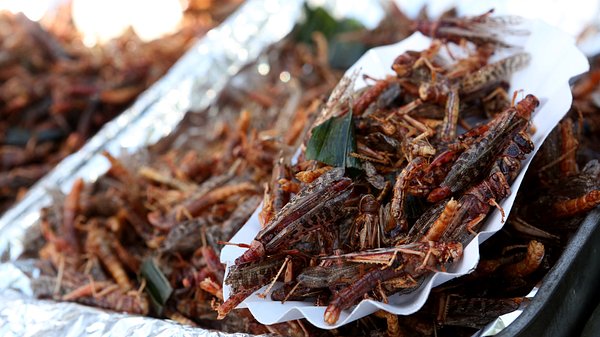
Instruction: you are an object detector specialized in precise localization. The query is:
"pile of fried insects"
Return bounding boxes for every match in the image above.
[222,10,537,326]
[0,0,242,213]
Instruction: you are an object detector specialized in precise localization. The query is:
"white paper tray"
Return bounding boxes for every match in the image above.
[221,18,589,329]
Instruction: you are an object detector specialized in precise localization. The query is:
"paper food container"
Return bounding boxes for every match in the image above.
[220,17,589,329]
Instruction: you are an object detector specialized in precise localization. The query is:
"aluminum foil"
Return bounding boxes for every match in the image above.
[0,290,251,337]
[0,0,304,335]
[0,262,253,337]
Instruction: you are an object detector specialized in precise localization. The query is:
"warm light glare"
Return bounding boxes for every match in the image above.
[130,0,182,42]
[72,0,183,46]
[0,0,56,21]
[72,0,129,46]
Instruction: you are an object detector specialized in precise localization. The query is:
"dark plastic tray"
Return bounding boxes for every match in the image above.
[489,208,600,337]
[581,300,600,337]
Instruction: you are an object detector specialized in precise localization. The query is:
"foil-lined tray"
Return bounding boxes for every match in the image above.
[0,0,304,335]
[0,290,246,337]
[0,0,304,261]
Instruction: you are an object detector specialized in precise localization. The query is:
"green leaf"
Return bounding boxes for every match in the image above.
[140,258,173,306]
[295,4,365,45]
[295,5,337,44]
[305,109,361,169]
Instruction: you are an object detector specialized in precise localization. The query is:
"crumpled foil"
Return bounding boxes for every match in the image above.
[0,290,250,337]
[0,0,304,335]
[0,262,251,337]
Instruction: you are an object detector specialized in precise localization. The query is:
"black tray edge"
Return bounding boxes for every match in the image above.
[494,207,600,337]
